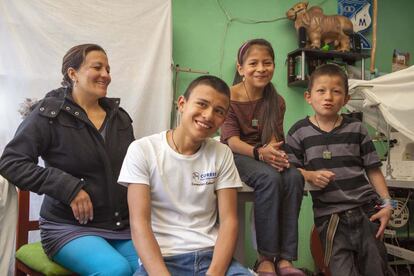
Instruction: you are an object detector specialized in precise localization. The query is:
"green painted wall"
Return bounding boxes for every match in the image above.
[172,0,337,127]
[172,1,336,271]
[172,0,414,272]
[371,1,414,74]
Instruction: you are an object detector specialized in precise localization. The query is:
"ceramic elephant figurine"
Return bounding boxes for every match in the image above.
[286,2,354,52]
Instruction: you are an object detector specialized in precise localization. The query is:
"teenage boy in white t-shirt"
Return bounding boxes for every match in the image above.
[118,75,252,276]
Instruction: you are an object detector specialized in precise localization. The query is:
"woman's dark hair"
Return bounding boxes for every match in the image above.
[308,63,349,95]
[234,38,280,144]
[61,44,106,88]
[183,75,230,100]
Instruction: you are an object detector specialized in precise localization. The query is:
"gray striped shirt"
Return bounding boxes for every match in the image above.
[286,116,381,217]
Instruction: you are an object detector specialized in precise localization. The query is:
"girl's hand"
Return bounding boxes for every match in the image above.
[259,141,289,171]
[370,207,392,239]
[308,170,335,188]
[70,189,93,224]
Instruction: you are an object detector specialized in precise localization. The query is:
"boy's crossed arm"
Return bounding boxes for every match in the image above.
[128,184,171,276]
[298,168,335,189]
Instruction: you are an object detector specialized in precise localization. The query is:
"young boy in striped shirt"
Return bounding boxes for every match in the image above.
[286,64,392,276]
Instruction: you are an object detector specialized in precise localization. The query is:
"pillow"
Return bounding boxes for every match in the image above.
[16,242,73,275]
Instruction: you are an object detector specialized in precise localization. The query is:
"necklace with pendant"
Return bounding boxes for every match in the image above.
[242,81,260,128]
[314,115,340,160]
[170,129,182,154]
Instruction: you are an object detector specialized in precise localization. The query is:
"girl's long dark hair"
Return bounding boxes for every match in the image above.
[233,39,281,144]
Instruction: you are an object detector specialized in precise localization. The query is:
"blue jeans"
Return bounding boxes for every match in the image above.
[53,236,138,276]
[234,154,304,260]
[133,250,252,276]
[315,203,388,276]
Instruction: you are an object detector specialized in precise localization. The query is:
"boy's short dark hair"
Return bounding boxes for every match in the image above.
[183,75,230,100]
[308,64,349,95]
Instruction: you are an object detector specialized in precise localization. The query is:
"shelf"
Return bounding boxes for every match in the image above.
[287,48,370,87]
[287,79,309,88]
[288,48,370,63]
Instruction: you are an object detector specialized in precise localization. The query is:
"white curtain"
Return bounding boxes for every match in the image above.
[0,0,173,154]
[0,176,17,276]
[347,66,414,141]
[0,2,172,270]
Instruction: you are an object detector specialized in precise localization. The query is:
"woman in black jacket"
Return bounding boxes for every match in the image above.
[0,44,137,275]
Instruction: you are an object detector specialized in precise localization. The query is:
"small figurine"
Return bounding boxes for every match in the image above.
[286,2,354,52]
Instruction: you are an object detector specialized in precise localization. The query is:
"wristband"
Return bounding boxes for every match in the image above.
[380,198,397,209]
[253,143,262,161]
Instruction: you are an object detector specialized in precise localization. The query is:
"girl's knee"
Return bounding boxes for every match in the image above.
[265,170,283,185]
[285,168,304,186]
[255,174,281,194]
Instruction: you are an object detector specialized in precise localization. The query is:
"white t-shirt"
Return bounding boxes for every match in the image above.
[118,131,243,256]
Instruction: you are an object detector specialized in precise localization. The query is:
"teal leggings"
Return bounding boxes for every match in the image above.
[53,236,138,276]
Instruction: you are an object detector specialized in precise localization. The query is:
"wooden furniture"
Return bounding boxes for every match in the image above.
[15,190,41,276]
[310,226,331,276]
[15,190,75,276]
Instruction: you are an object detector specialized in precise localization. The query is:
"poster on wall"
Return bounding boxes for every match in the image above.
[338,0,372,49]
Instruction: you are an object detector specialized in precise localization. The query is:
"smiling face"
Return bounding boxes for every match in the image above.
[68,50,111,100]
[305,75,350,120]
[237,45,275,91]
[178,84,229,142]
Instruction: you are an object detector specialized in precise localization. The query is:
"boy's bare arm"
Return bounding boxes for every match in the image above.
[128,184,171,276]
[366,167,392,239]
[207,188,238,276]
[367,167,390,199]
[298,168,335,189]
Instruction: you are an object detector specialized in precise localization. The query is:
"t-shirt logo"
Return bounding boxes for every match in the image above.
[192,172,200,181]
[192,171,217,186]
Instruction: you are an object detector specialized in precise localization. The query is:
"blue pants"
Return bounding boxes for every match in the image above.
[315,203,388,276]
[133,250,252,276]
[53,236,138,276]
[234,154,304,260]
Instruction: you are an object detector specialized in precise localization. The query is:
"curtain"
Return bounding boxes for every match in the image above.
[0,0,173,153]
[0,2,172,269]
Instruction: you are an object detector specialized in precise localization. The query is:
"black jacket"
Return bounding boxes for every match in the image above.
[0,88,134,230]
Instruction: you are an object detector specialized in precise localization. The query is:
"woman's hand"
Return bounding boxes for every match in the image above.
[70,189,93,224]
[258,141,290,171]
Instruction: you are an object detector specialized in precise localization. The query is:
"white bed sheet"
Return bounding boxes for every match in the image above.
[347,66,414,141]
